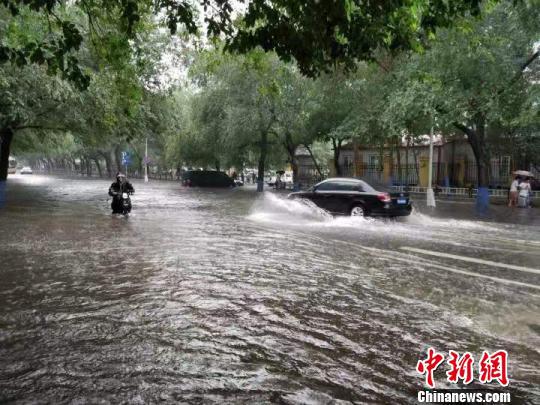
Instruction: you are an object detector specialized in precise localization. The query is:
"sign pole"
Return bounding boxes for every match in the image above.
[427,123,436,207]
[144,137,149,183]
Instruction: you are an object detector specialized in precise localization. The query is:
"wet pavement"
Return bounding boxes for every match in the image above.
[0,175,539,404]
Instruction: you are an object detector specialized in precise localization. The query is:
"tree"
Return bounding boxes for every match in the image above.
[1,0,490,86]
[1,1,179,180]
[182,48,287,190]
[270,65,313,188]
[0,63,79,180]
[220,51,283,190]
[306,70,357,176]
[383,0,539,207]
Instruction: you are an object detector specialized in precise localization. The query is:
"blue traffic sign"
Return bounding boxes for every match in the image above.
[121,151,131,166]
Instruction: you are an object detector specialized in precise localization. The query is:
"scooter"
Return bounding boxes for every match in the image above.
[120,191,132,215]
[111,191,133,216]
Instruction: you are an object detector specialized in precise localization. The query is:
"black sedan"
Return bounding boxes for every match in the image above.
[288,178,412,217]
[181,170,235,187]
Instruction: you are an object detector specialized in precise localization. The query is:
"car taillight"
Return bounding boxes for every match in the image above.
[377,192,391,203]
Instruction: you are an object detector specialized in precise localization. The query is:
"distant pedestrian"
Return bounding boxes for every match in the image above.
[518,178,532,208]
[467,183,474,198]
[508,176,520,207]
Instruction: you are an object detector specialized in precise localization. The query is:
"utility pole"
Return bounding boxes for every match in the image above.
[427,124,436,207]
[144,137,149,183]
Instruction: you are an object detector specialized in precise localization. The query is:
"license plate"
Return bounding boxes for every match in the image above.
[397,198,407,204]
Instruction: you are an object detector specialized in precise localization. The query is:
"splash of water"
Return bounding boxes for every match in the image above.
[247,193,520,246]
[248,193,333,225]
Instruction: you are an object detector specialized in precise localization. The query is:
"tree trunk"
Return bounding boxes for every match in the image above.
[436,142,442,186]
[412,141,420,185]
[331,138,343,176]
[283,133,299,189]
[47,158,55,173]
[305,144,323,178]
[86,157,92,177]
[285,143,298,187]
[39,158,47,172]
[454,121,489,188]
[0,127,14,181]
[102,153,112,178]
[405,136,410,187]
[257,131,268,192]
[475,153,490,188]
[215,160,221,172]
[450,140,456,186]
[114,146,122,173]
[94,158,103,178]
[454,118,490,210]
[396,136,402,185]
[291,160,299,187]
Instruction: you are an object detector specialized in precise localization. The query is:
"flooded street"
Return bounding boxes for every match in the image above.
[1,175,539,403]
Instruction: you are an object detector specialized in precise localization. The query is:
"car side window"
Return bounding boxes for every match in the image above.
[316,182,338,191]
[316,181,361,191]
[337,182,359,191]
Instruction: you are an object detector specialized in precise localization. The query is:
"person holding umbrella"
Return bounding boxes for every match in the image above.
[513,170,534,208]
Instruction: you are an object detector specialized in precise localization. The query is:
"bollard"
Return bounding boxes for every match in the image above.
[476,186,490,215]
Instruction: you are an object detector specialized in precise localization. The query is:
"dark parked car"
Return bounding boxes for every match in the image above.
[181,170,235,188]
[288,178,412,217]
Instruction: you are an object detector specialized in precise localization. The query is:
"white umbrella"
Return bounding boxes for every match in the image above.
[513,170,534,178]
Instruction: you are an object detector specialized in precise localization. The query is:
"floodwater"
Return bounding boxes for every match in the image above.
[0,175,539,404]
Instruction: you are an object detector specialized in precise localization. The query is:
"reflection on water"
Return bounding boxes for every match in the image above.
[0,176,539,403]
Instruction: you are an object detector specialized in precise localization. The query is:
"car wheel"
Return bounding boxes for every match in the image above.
[350,204,366,217]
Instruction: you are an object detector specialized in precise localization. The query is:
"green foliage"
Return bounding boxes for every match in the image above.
[227,0,485,76]
[378,0,540,186]
[1,0,489,89]
[1,1,183,177]
[387,0,538,132]
[4,0,539,183]
[1,2,89,89]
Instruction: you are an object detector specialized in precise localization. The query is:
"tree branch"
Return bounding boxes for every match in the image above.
[305,144,323,177]
[453,122,473,137]
[520,50,540,73]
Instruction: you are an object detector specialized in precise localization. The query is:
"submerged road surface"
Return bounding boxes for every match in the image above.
[0,175,539,403]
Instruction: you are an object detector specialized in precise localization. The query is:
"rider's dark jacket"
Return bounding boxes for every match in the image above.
[109,180,134,212]
[108,180,135,197]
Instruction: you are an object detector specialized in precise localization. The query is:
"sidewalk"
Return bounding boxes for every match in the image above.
[407,191,537,207]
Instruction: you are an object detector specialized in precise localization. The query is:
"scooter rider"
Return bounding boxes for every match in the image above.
[109,172,134,213]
